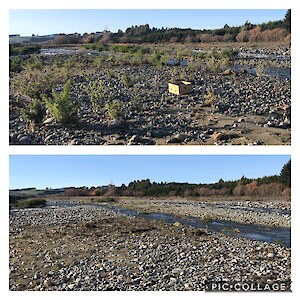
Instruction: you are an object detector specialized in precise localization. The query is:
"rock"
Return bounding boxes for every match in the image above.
[43,278,51,288]
[44,133,56,142]
[108,119,122,127]
[68,284,75,289]
[128,134,139,144]
[174,133,188,141]
[19,135,31,144]
[223,69,234,75]
[166,137,181,144]
[173,222,181,227]
[172,268,183,275]
[43,117,55,125]
[184,283,191,289]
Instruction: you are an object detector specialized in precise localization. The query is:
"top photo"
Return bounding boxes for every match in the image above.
[9,9,291,146]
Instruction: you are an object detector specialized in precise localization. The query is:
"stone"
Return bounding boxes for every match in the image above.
[43,117,55,125]
[166,137,181,144]
[43,278,51,288]
[68,284,75,289]
[19,135,31,144]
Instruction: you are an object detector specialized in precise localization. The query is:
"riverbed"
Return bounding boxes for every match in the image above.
[9,202,291,291]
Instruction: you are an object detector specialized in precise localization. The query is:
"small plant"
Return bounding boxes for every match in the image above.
[150,50,163,67]
[220,48,239,61]
[13,198,46,209]
[105,99,123,120]
[9,56,24,73]
[122,73,133,87]
[95,197,115,203]
[256,63,266,77]
[87,80,107,112]
[45,80,78,125]
[206,56,229,74]
[107,69,115,79]
[25,55,43,70]
[202,215,213,224]
[22,98,46,125]
[204,89,217,114]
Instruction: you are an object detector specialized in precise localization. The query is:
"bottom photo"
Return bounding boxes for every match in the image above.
[9,155,291,292]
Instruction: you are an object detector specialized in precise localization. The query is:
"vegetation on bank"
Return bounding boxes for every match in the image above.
[12,198,47,209]
[47,10,291,45]
[61,160,291,198]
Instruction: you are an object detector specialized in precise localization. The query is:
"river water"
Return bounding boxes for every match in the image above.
[38,48,291,80]
[46,200,291,247]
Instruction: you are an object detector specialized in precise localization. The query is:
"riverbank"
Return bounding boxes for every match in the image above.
[9,204,291,291]
[109,197,290,228]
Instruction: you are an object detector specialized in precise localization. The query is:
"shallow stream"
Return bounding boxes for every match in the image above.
[46,200,291,247]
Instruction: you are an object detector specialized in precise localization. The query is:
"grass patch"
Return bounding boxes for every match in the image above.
[94,197,116,203]
[202,215,213,224]
[13,198,47,209]
[137,210,151,215]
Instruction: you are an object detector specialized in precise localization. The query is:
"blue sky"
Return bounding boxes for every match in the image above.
[9,9,287,36]
[9,155,290,189]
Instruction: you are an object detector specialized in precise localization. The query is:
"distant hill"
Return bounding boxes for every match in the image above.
[9,34,58,44]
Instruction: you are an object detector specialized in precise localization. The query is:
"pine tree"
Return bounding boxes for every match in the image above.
[280,159,291,187]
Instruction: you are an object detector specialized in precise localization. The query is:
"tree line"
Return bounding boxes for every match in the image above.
[62,160,291,198]
[50,10,290,45]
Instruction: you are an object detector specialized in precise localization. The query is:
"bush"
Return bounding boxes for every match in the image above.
[204,89,217,114]
[86,80,108,111]
[62,188,90,197]
[25,55,43,70]
[220,48,239,61]
[94,197,115,203]
[13,198,46,209]
[22,98,46,124]
[10,67,68,99]
[46,80,78,124]
[122,73,133,87]
[150,50,163,67]
[202,215,213,223]
[280,159,291,187]
[206,55,229,74]
[105,99,123,120]
[9,56,24,73]
[10,45,41,56]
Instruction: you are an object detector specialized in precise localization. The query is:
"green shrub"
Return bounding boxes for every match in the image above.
[105,99,123,120]
[25,55,43,70]
[10,67,68,99]
[220,48,239,61]
[122,73,133,87]
[150,50,163,66]
[95,197,115,203]
[202,215,213,224]
[22,98,46,124]
[13,198,46,209]
[45,80,78,124]
[206,56,229,74]
[10,45,41,56]
[9,56,24,73]
[204,89,217,114]
[280,159,291,187]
